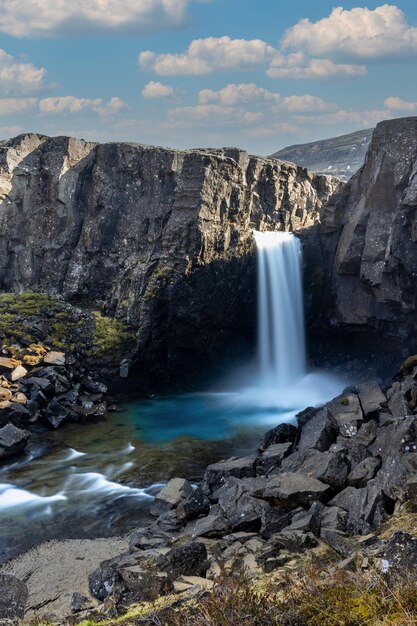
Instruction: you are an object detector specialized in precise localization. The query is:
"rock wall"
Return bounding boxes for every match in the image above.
[320,117,417,341]
[0,134,340,385]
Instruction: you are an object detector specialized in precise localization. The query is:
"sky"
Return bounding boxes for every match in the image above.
[0,1,417,155]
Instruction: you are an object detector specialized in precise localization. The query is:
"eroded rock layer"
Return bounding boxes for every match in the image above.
[322,117,417,339]
[0,134,339,383]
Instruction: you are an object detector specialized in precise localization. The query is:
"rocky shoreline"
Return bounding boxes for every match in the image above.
[4,356,417,623]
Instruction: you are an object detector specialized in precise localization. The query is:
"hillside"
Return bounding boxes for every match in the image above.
[272,128,373,181]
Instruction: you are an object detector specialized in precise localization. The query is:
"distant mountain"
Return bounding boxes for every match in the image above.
[271,128,373,181]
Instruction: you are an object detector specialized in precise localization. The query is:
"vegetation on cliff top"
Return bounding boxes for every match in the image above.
[0,292,136,359]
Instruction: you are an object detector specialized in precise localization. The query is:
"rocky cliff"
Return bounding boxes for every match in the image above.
[0,134,340,385]
[272,128,372,181]
[320,117,417,342]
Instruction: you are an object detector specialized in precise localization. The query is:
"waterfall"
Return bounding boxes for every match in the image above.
[254,231,306,389]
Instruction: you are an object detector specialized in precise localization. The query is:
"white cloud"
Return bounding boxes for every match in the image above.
[168,103,263,126]
[199,83,281,105]
[0,48,46,95]
[282,5,417,60]
[0,97,37,115]
[0,124,23,136]
[142,81,174,99]
[384,96,417,112]
[39,96,128,116]
[139,36,278,75]
[294,108,390,127]
[0,0,200,37]
[280,95,337,113]
[267,55,366,79]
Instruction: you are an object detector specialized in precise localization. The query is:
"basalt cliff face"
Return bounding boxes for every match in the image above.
[0,134,339,385]
[319,117,417,342]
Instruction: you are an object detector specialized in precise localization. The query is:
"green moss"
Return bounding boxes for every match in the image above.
[401,355,417,372]
[90,311,135,357]
[0,291,135,360]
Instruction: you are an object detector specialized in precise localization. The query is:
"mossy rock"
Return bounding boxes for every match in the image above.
[401,355,417,372]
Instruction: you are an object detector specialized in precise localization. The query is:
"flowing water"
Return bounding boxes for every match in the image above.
[0,231,347,563]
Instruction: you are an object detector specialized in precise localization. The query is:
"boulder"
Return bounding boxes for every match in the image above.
[0,574,28,621]
[150,478,194,517]
[327,393,364,438]
[357,382,387,419]
[381,532,417,571]
[176,486,210,521]
[258,442,293,474]
[297,407,338,452]
[320,529,356,558]
[11,365,28,382]
[267,530,318,553]
[119,567,173,600]
[281,449,350,490]
[0,357,15,371]
[217,479,265,532]
[347,457,381,487]
[71,593,95,614]
[329,482,388,534]
[192,512,229,538]
[260,504,295,539]
[0,423,29,460]
[43,351,66,366]
[259,423,298,452]
[320,506,348,532]
[259,472,330,507]
[164,542,209,579]
[204,456,257,490]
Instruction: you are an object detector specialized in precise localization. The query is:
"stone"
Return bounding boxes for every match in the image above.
[320,506,348,532]
[267,530,318,553]
[260,504,295,539]
[259,472,330,507]
[297,407,338,452]
[259,423,298,452]
[217,479,265,532]
[387,385,409,418]
[347,457,381,487]
[0,574,28,621]
[357,382,387,419]
[192,513,229,539]
[71,592,94,614]
[164,542,209,579]
[286,503,323,536]
[381,532,417,571]
[176,486,210,521]
[119,567,173,600]
[0,387,12,402]
[355,420,378,446]
[327,393,364,438]
[0,357,15,370]
[0,402,31,428]
[44,400,70,428]
[43,351,66,366]
[204,456,257,490]
[258,442,293,474]
[119,359,130,379]
[150,478,194,517]
[281,449,350,490]
[320,529,356,558]
[0,423,29,460]
[11,365,28,382]
[329,482,388,534]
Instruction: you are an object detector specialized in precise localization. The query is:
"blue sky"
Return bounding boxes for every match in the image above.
[0,1,417,154]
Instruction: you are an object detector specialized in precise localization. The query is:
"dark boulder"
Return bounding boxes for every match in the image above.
[347,457,381,487]
[150,478,194,517]
[176,486,210,522]
[204,456,257,491]
[258,472,330,507]
[357,381,387,419]
[0,423,29,460]
[381,532,417,571]
[258,442,293,474]
[297,407,338,452]
[0,574,28,621]
[259,423,298,452]
[281,448,350,490]
[164,542,209,579]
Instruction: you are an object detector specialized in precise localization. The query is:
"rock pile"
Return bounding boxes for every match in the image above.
[0,343,110,465]
[85,360,417,616]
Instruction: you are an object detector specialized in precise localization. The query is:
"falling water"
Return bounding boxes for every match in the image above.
[254,231,307,389]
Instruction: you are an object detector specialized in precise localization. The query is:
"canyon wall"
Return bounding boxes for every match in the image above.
[319,117,417,341]
[0,134,339,384]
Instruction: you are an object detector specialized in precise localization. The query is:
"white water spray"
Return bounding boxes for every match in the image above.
[254,231,306,389]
